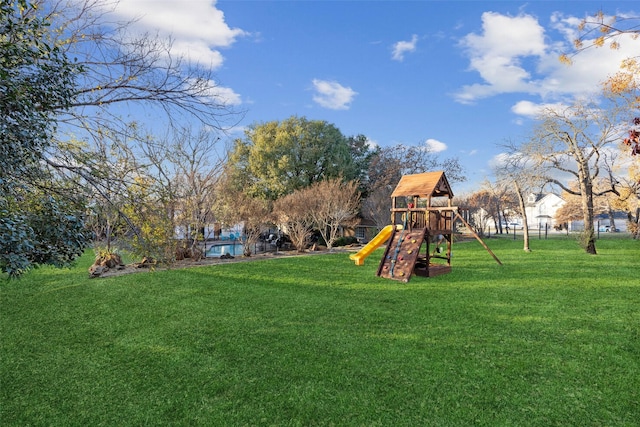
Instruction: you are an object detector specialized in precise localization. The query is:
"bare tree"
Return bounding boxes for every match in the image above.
[554,192,584,228]
[98,126,225,262]
[169,127,225,257]
[362,189,392,230]
[83,127,141,253]
[37,0,242,136]
[493,148,548,252]
[463,190,492,237]
[559,10,640,236]
[120,175,176,263]
[273,191,315,252]
[479,179,520,235]
[520,99,626,254]
[30,0,242,242]
[560,11,640,65]
[307,179,361,250]
[217,188,272,257]
[362,144,465,229]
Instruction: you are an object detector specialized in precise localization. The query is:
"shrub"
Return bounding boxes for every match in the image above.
[333,236,359,247]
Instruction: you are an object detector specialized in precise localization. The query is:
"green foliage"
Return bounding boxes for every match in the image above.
[1,0,79,164]
[1,238,638,425]
[0,192,89,278]
[0,0,88,277]
[227,116,370,199]
[0,202,34,277]
[120,177,176,263]
[333,235,359,246]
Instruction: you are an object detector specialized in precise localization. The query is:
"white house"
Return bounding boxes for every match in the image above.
[525,193,565,229]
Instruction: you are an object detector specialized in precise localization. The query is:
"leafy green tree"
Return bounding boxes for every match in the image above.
[1,0,88,277]
[346,134,378,193]
[226,116,366,200]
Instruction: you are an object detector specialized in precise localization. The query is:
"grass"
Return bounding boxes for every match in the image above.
[1,235,639,426]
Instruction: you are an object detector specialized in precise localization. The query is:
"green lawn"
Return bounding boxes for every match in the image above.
[1,236,639,426]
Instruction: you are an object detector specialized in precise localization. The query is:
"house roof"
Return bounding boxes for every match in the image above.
[527,192,564,206]
[390,171,454,199]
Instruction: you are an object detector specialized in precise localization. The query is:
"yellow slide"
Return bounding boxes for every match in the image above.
[350,224,403,266]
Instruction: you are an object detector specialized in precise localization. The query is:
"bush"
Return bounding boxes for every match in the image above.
[333,236,359,247]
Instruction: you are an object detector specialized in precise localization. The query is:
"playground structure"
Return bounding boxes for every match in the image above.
[350,171,501,282]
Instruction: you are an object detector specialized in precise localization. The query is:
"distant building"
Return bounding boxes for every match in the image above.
[525,193,565,229]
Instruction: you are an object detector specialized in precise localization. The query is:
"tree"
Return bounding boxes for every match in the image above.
[477,179,520,235]
[226,116,364,200]
[216,187,272,257]
[306,178,361,250]
[560,11,640,158]
[103,126,226,262]
[29,0,240,191]
[37,0,241,138]
[1,0,88,277]
[164,127,224,255]
[361,187,392,231]
[559,10,640,237]
[362,144,465,229]
[2,0,242,275]
[462,190,493,236]
[560,11,640,62]
[603,64,640,236]
[83,128,140,253]
[494,146,549,252]
[346,134,377,193]
[613,183,640,238]
[554,191,584,227]
[273,191,315,252]
[605,62,639,158]
[120,176,176,264]
[520,99,625,254]
[623,118,640,156]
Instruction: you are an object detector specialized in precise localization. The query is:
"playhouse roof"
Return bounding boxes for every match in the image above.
[390,171,454,199]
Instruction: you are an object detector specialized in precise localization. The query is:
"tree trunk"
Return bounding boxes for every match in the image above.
[514,181,531,252]
[607,206,616,230]
[105,218,112,253]
[579,173,597,254]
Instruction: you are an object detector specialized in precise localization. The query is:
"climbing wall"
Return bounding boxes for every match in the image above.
[376,228,426,283]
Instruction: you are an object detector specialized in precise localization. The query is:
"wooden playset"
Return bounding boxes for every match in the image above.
[351,171,501,283]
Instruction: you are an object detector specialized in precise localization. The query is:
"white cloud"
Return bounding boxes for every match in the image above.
[488,152,512,170]
[511,100,567,118]
[311,79,357,110]
[365,137,380,150]
[392,34,418,61]
[185,77,242,106]
[424,138,447,153]
[455,12,546,103]
[208,85,242,106]
[108,0,248,68]
[455,11,640,104]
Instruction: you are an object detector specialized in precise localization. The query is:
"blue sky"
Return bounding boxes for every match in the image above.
[107,0,640,194]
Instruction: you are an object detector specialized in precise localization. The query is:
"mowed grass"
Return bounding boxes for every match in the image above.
[1,236,638,426]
